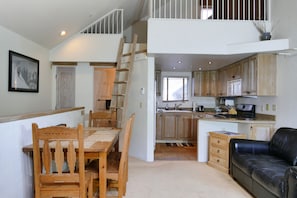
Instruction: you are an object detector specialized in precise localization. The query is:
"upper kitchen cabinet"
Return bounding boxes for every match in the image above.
[217,62,242,97]
[155,70,161,96]
[241,54,276,96]
[217,68,228,97]
[192,70,217,97]
[226,62,242,81]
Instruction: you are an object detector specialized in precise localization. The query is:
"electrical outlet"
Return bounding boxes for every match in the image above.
[266,104,269,111]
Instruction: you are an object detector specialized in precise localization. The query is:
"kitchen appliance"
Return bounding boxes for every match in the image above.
[196,105,204,112]
[236,104,256,119]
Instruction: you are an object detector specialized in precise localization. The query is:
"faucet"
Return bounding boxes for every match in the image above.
[174,103,182,110]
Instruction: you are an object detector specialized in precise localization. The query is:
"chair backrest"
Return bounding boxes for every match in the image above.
[32,123,85,197]
[119,113,135,176]
[88,110,116,127]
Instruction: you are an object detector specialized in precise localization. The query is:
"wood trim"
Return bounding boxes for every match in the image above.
[51,62,78,66]
[0,107,85,123]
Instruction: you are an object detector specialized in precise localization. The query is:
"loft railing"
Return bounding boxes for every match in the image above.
[81,9,123,34]
[150,0,270,21]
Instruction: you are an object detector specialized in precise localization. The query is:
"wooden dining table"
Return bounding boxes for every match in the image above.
[22,126,121,198]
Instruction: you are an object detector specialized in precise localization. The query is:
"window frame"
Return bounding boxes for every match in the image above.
[162,76,189,102]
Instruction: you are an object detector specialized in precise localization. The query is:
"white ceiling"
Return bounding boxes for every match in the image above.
[0,0,148,49]
[0,0,256,71]
[154,53,253,72]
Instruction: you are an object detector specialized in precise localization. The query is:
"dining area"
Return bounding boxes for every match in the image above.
[5,107,135,198]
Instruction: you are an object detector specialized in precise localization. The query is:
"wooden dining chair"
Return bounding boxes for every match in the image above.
[32,123,93,198]
[88,110,116,127]
[87,113,135,198]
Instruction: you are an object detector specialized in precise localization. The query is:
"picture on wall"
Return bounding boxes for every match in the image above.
[8,50,39,92]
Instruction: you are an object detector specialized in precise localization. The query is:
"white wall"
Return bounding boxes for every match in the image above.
[50,34,122,62]
[0,109,84,198]
[0,26,51,116]
[271,0,297,48]
[125,54,155,161]
[147,19,288,55]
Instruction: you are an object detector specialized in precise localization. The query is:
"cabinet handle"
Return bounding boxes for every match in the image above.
[217,149,220,153]
[217,140,220,144]
[216,159,220,163]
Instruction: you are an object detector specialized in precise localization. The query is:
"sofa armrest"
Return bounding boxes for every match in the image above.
[229,138,270,154]
[285,166,297,198]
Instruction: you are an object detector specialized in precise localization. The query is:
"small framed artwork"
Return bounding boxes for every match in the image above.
[8,50,39,92]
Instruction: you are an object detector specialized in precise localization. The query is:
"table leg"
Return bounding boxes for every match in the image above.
[99,152,107,198]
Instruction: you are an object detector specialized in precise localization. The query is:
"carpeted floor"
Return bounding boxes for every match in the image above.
[124,157,253,198]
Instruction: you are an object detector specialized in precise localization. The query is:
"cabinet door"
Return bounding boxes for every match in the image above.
[209,71,218,96]
[217,69,227,96]
[248,56,258,95]
[241,57,257,96]
[250,124,274,141]
[155,70,161,96]
[176,114,193,140]
[193,71,217,96]
[156,113,162,140]
[256,54,277,96]
[192,71,202,96]
[162,114,177,139]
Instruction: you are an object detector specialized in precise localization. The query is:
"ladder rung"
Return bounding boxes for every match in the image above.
[114,81,127,84]
[122,52,132,57]
[120,61,131,64]
[112,94,125,97]
[116,68,129,72]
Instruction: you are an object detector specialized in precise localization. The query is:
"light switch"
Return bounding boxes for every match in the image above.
[140,87,145,95]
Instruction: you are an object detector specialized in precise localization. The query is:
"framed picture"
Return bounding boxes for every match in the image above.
[8,50,39,92]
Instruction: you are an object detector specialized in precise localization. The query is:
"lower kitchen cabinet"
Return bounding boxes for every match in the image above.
[176,114,194,140]
[162,113,177,139]
[156,112,196,142]
[249,123,275,141]
[238,122,275,141]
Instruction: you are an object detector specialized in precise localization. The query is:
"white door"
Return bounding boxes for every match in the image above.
[56,67,75,109]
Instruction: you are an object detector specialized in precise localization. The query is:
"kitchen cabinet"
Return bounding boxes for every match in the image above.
[193,70,217,96]
[156,112,196,142]
[241,54,276,96]
[156,113,162,140]
[155,70,161,96]
[162,113,177,139]
[217,68,228,96]
[238,123,275,141]
[226,62,242,81]
[176,114,194,140]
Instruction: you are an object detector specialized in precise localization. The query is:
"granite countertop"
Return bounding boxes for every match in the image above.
[157,109,275,123]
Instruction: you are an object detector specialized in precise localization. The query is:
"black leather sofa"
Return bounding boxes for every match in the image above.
[229,127,297,198]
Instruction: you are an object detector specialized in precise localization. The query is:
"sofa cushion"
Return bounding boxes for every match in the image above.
[269,127,297,166]
[252,165,287,197]
[232,153,289,176]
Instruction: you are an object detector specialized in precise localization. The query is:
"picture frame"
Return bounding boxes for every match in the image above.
[8,50,39,93]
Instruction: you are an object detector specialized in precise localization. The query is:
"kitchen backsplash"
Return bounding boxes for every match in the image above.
[156,96,216,109]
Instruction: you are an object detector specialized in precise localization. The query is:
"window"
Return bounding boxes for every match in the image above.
[162,77,189,101]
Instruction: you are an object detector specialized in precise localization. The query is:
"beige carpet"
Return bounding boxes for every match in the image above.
[124,157,253,198]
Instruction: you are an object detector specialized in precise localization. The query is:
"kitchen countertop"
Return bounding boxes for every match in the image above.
[157,109,275,123]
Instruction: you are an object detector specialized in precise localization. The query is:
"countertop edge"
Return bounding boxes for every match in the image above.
[199,117,276,124]
[0,107,85,123]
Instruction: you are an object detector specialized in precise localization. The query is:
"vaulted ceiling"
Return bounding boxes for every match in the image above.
[0,0,148,49]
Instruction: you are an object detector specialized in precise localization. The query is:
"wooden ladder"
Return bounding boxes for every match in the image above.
[111,34,138,128]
